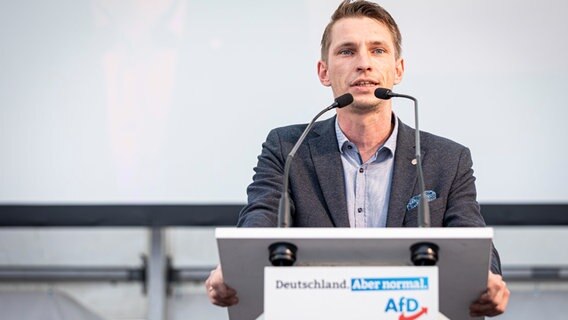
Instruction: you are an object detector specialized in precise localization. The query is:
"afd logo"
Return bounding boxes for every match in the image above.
[385,297,428,320]
[351,277,429,291]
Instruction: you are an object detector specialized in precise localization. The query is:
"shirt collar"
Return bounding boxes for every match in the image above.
[335,114,398,157]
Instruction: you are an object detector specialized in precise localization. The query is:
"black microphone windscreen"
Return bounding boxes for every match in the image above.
[374,88,392,100]
[334,93,354,108]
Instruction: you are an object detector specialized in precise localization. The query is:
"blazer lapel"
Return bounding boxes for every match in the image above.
[308,116,350,227]
[387,120,421,227]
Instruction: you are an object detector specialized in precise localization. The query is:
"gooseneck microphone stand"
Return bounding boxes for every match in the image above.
[269,93,354,267]
[374,88,439,266]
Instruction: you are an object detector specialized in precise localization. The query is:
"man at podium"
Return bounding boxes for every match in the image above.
[206,0,509,317]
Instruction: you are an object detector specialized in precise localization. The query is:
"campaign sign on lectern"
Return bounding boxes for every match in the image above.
[217,228,492,320]
[265,266,438,320]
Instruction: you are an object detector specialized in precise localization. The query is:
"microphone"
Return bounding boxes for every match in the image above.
[374,87,393,99]
[374,87,431,228]
[277,93,353,228]
[333,93,355,109]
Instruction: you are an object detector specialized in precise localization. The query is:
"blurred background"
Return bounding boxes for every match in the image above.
[1,0,567,319]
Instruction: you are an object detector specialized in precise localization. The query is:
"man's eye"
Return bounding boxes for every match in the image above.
[373,48,386,54]
[338,49,353,55]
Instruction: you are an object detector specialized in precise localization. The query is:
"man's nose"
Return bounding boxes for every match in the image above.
[356,51,373,71]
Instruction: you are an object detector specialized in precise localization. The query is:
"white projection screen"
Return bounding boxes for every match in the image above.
[1,0,567,205]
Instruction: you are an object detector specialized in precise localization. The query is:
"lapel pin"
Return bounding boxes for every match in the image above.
[411,159,417,165]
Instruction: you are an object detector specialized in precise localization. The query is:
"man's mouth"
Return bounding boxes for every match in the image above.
[350,80,379,87]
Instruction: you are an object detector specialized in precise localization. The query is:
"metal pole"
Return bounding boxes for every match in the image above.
[147,227,167,320]
[0,267,143,282]
[503,267,568,281]
[170,267,213,282]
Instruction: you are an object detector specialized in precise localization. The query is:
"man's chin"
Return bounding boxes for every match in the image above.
[348,101,382,114]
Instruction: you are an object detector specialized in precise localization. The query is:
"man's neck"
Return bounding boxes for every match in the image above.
[337,107,394,163]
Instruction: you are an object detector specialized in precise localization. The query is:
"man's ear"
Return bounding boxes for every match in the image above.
[317,60,331,87]
[394,58,405,85]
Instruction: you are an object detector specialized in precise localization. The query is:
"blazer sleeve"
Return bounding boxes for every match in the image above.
[443,147,502,275]
[236,128,291,227]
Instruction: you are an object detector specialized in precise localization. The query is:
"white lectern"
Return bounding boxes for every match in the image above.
[217,227,493,320]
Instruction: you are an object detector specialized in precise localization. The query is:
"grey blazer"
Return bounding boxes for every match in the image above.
[237,116,501,274]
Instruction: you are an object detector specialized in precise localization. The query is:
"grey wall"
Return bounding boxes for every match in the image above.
[1,0,567,204]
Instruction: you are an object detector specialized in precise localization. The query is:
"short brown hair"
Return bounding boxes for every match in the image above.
[320,0,402,61]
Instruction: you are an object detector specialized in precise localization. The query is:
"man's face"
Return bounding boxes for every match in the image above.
[317,17,404,112]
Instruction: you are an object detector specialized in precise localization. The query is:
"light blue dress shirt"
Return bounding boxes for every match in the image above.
[335,115,398,227]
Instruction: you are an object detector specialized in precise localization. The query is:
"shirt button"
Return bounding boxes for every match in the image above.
[347,145,353,150]
[357,208,363,213]
[359,168,364,173]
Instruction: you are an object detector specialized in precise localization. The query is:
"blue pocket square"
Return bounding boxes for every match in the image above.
[406,190,437,211]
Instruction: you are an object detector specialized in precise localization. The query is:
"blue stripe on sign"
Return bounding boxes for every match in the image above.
[351,277,429,291]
